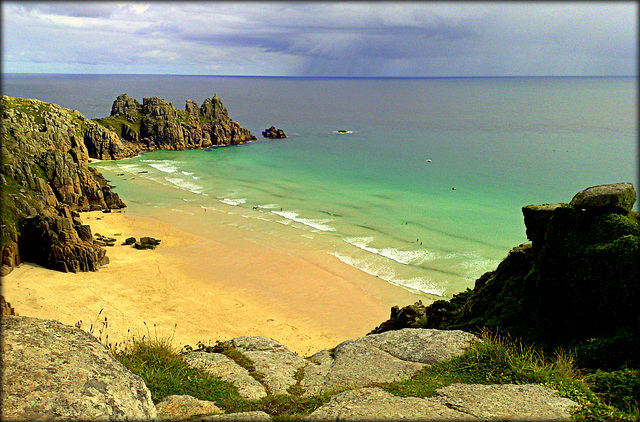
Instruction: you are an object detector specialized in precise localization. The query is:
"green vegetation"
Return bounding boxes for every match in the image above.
[111,330,638,421]
[2,96,47,126]
[94,115,142,139]
[112,336,248,411]
[381,330,638,421]
[113,337,333,420]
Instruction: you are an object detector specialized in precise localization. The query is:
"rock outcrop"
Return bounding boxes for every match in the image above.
[1,96,126,275]
[184,329,477,399]
[183,351,268,400]
[222,336,307,396]
[302,329,476,395]
[262,126,287,139]
[3,315,581,420]
[96,93,256,153]
[1,94,256,274]
[1,315,157,420]
[370,183,640,370]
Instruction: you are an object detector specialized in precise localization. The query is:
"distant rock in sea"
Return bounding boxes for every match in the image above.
[262,126,287,139]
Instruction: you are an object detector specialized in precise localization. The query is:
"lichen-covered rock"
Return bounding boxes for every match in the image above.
[223,336,306,395]
[436,383,577,420]
[300,349,334,396]
[570,182,636,214]
[356,328,477,364]
[155,395,222,420]
[303,329,476,395]
[1,315,157,420]
[183,351,267,400]
[303,387,476,421]
[321,342,425,394]
[305,384,577,421]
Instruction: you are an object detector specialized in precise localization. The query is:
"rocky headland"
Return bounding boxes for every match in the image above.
[1,96,127,276]
[94,93,256,158]
[0,94,256,277]
[371,182,639,371]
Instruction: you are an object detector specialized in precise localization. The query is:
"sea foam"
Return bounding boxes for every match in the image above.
[116,163,145,173]
[164,176,205,195]
[219,198,247,206]
[329,251,445,296]
[272,210,335,232]
[343,237,435,265]
[143,159,180,173]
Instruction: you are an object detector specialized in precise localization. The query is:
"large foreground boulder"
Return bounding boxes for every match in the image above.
[570,182,636,214]
[1,316,157,420]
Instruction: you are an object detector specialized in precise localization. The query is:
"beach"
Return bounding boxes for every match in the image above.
[3,208,427,356]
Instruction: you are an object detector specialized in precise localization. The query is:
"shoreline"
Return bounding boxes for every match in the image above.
[3,207,429,356]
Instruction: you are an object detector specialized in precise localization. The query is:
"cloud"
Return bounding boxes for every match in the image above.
[2,2,636,77]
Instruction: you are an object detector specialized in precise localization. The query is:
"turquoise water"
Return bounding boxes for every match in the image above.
[4,74,637,298]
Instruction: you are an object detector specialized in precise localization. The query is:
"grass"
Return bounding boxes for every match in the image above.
[107,326,638,421]
[381,330,638,422]
[109,332,332,419]
[111,334,249,412]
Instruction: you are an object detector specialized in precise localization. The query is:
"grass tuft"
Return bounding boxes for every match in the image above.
[111,335,248,412]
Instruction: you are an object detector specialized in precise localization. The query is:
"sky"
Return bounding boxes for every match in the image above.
[2,2,637,77]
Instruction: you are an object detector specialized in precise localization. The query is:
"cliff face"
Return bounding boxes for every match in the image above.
[371,183,640,370]
[93,93,256,157]
[1,96,126,275]
[1,93,256,276]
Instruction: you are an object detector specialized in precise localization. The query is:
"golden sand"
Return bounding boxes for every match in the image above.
[3,209,428,356]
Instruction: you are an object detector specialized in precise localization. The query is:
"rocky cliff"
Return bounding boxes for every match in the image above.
[93,93,256,157]
[371,183,640,370]
[1,96,126,276]
[0,93,256,276]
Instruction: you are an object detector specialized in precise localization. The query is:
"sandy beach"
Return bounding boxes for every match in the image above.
[3,208,428,356]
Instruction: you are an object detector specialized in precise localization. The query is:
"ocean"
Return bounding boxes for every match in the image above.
[3,74,637,299]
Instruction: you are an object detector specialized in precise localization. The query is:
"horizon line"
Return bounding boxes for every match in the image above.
[3,72,637,80]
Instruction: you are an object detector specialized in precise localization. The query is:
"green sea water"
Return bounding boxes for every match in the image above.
[4,74,637,298]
